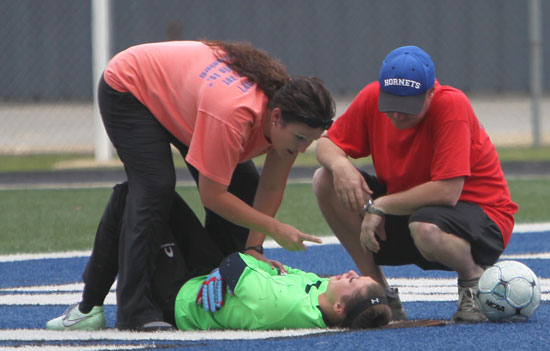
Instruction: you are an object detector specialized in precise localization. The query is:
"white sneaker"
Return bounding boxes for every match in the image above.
[46,303,106,331]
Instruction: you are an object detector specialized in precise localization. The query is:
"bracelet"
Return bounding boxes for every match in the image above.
[243,245,264,255]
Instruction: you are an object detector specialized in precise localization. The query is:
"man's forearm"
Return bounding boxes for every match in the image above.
[373,177,465,215]
[316,136,349,171]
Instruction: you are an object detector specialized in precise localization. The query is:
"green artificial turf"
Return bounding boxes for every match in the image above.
[1,178,548,255]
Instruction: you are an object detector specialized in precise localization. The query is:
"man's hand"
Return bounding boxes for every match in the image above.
[360,213,386,253]
[196,269,228,312]
[332,159,373,213]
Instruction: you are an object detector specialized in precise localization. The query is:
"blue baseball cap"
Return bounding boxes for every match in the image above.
[378,46,435,115]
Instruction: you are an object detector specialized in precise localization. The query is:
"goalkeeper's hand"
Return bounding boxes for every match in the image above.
[195,268,227,313]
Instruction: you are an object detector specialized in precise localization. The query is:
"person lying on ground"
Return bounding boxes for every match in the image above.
[46,182,391,331]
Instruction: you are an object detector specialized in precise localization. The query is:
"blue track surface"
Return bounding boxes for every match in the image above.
[1,230,549,350]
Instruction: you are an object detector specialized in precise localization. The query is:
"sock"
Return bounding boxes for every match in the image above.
[457,277,480,288]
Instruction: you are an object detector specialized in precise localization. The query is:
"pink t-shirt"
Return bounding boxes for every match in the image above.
[328,81,518,247]
[103,41,272,185]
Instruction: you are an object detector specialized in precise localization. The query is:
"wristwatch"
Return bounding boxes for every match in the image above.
[363,199,385,217]
[243,245,264,255]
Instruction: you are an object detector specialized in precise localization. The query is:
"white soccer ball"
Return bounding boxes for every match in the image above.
[477,260,541,322]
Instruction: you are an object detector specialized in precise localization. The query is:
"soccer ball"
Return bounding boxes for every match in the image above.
[477,260,541,322]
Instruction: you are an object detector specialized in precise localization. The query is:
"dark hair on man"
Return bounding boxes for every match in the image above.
[340,283,392,329]
[204,41,335,130]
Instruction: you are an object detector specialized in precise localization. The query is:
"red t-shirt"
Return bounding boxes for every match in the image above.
[103,41,272,185]
[328,81,518,247]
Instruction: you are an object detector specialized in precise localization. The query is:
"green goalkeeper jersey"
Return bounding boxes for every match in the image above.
[174,253,329,330]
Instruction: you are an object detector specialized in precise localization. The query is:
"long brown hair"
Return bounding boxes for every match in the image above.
[203,40,288,100]
[204,40,335,129]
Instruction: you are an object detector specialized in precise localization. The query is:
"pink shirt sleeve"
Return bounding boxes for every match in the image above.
[185,109,246,185]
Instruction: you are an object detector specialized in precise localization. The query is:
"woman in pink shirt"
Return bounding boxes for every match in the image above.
[89,40,335,330]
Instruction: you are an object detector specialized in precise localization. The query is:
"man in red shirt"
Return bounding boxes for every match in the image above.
[313,46,518,323]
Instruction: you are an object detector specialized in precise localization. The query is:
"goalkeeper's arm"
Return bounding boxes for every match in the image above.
[218,252,248,293]
[196,252,248,312]
[196,252,249,312]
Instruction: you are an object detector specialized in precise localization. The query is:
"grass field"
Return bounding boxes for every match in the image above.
[1,146,548,254]
[1,177,549,255]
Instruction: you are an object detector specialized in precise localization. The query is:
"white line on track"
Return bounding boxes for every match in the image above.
[2,278,549,305]
[0,250,91,263]
[0,345,148,351]
[0,328,338,342]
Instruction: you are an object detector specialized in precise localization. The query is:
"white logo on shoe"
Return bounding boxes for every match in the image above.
[62,315,92,327]
[61,307,94,327]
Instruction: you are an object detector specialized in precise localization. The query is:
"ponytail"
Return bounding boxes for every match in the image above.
[203,40,288,99]
[204,41,335,129]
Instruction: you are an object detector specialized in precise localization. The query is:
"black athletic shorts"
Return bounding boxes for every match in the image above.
[359,170,505,271]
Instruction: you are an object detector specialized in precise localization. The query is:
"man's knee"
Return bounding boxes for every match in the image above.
[312,167,332,198]
[409,221,442,260]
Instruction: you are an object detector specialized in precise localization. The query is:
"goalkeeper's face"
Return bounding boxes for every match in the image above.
[325,270,376,303]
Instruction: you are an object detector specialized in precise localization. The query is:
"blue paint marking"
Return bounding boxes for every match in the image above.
[0,257,88,288]
[1,230,549,350]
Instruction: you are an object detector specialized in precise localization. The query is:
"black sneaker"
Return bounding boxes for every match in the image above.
[135,321,176,332]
